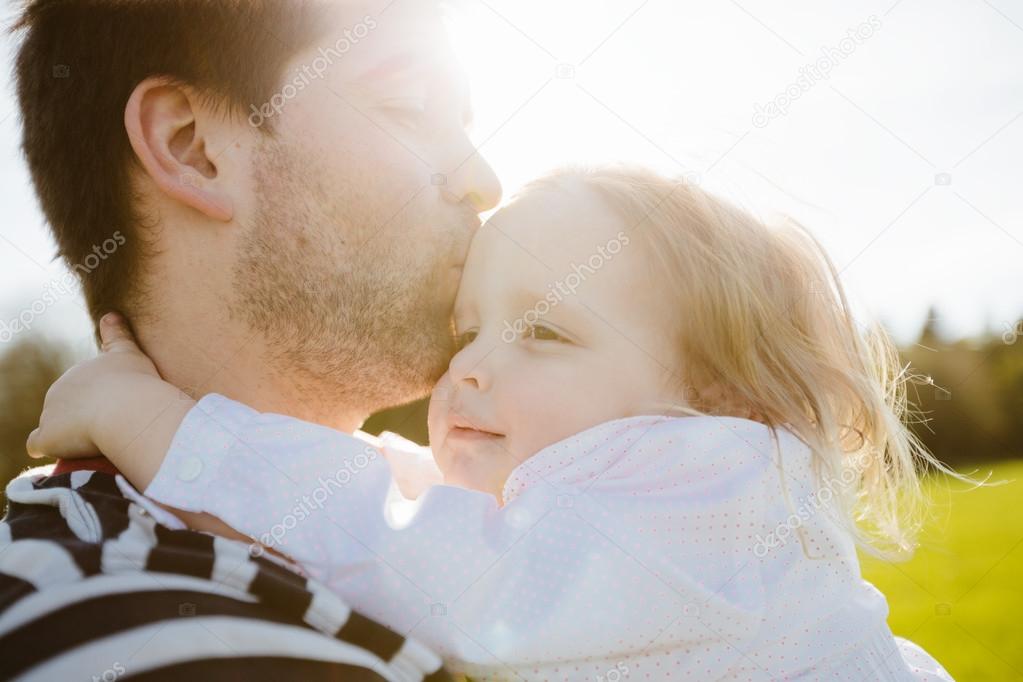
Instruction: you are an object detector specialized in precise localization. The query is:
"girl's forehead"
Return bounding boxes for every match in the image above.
[459,187,652,321]
[480,185,627,263]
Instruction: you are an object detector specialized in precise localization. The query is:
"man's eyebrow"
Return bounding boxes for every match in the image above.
[354,52,426,83]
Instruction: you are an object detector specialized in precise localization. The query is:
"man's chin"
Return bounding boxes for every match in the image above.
[368,326,453,408]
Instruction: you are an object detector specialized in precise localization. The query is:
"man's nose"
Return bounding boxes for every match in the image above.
[441,141,502,213]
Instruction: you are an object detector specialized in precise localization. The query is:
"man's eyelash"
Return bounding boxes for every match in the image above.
[377,100,427,128]
[378,96,426,111]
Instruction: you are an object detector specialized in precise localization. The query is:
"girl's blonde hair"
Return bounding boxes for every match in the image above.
[518,165,953,558]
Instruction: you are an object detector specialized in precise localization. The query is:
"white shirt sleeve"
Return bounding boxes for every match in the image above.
[145,393,774,669]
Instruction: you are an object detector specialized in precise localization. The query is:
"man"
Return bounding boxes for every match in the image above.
[1,0,500,678]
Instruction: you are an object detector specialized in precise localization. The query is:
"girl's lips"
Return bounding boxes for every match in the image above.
[447,426,505,442]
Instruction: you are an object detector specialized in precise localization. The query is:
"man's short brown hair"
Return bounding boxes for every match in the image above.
[11,0,327,323]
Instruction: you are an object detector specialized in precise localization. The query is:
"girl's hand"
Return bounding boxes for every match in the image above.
[26,315,264,549]
[27,314,193,487]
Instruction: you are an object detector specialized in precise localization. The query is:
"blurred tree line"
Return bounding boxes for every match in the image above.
[2,312,1021,503]
[0,335,72,503]
[898,310,1023,467]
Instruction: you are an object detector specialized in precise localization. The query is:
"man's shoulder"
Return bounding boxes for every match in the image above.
[0,468,451,680]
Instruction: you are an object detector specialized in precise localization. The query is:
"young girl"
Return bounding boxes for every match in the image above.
[30,166,953,680]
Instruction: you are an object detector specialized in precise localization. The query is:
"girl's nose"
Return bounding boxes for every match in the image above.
[447,339,491,392]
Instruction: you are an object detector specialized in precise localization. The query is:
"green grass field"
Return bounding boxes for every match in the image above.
[860,459,1023,681]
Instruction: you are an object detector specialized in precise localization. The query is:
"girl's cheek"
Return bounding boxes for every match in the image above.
[426,371,454,445]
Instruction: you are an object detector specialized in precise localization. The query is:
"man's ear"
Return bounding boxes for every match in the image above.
[124,78,235,222]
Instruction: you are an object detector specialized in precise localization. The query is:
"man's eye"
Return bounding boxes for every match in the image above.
[378,101,426,129]
[455,330,478,350]
[527,324,570,343]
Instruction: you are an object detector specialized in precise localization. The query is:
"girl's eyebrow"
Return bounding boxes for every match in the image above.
[510,288,588,328]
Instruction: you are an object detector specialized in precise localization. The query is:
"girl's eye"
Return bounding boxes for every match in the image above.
[455,329,478,351]
[527,324,570,343]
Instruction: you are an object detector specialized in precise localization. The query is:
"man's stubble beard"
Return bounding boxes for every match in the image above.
[231,140,457,415]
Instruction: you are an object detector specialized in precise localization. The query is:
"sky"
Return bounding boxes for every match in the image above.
[0,0,1020,356]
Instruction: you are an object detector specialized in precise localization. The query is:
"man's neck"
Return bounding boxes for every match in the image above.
[133,315,367,434]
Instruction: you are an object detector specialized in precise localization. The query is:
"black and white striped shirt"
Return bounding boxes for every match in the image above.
[0,466,453,681]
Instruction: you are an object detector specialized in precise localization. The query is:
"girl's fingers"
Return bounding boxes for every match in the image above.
[99,312,139,353]
[26,427,43,458]
[26,425,99,460]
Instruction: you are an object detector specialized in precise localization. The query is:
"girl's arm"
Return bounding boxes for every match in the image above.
[26,314,434,552]
[28,313,196,490]
[27,314,259,545]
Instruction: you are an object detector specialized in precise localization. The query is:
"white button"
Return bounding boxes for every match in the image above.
[506,507,531,529]
[178,456,203,482]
